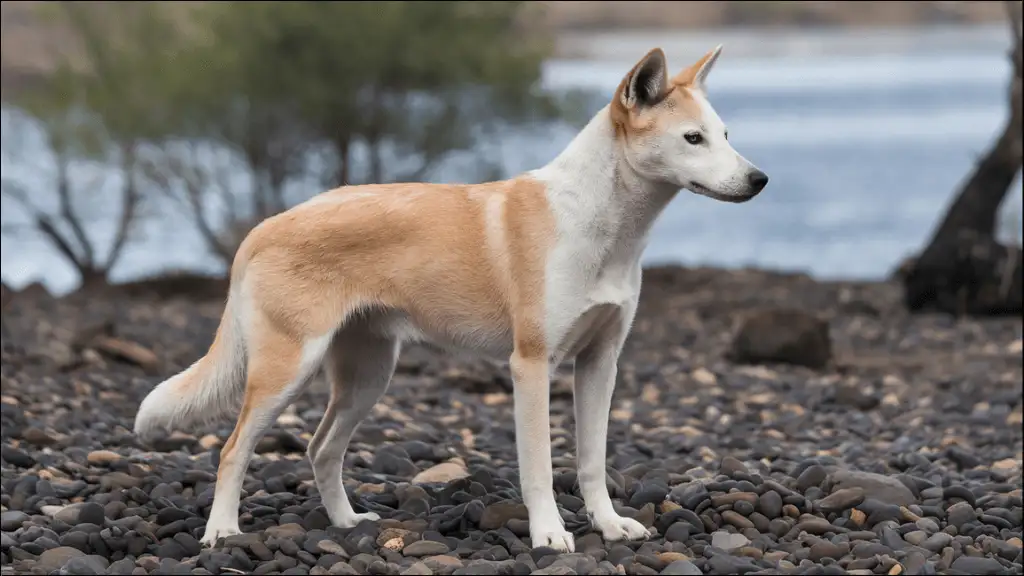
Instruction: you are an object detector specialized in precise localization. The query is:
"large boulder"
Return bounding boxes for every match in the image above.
[728,308,832,369]
[901,232,1022,316]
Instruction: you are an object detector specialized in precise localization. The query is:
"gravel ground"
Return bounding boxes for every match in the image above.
[1,266,1022,575]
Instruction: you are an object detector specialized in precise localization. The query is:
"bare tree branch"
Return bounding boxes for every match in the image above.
[2,182,90,277]
[104,143,141,271]
[53,152,94,269]
[184,143,235,264]
[215,152,242,229]
[141,143,235,267]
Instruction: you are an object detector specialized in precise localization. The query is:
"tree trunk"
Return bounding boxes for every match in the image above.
[78,268,110,293]
[901,5,1023,316]
[918,44,1022,253]
[367,88,385,184]
[369,137,384,185]
[334,135,351,187]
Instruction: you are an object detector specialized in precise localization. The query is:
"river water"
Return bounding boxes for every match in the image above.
[2,24,1021,295]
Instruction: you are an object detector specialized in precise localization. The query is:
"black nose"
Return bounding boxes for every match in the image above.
[747,170,769,193]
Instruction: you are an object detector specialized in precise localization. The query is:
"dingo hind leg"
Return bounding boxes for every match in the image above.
[307,315,400,528]
[201,313,332,546]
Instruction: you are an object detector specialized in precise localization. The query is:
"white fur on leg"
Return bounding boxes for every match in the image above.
[511,355,574,552]
[591,512,650,542]
[308,325,398,530]
[530,510,576,552]
[199,514,241,546]
[334,511,381,528]
[573,317,650,544]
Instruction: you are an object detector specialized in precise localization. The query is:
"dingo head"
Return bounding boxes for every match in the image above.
[610,46,768,202]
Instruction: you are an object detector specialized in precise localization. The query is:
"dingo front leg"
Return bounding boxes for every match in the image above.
[573,314,650,543]
[511,350,574,552]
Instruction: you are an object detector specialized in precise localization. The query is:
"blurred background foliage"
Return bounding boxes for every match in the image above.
[3,1,584,272]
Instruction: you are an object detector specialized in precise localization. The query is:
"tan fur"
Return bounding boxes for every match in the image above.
[216,312,301,484]
[672,48,717,87]
[200,175,557,489]
[234,174,553,363]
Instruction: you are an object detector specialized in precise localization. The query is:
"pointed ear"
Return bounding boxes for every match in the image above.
[673,44,723,92]
[617,48,669,110]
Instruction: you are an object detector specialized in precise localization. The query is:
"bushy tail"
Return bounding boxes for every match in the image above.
[133,294,247,442]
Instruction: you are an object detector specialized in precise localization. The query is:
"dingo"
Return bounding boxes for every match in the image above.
[134,45,768,552]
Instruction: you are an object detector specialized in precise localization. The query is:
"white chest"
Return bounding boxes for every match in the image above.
[544,253,643,366]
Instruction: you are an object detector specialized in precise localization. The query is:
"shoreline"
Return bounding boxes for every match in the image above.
[0,262,909,305]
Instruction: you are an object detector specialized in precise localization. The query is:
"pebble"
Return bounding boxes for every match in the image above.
[412,460,469,485]
[404,540,451,557]
[816,487,865,513]
[662,559,703,575]
[719,456,749,477]
[949,555,1007,575]
[0,511,30,532]
[1,270,1020,576]
[796,465,828,492]
[53,503,106,527]
[720,510,755,530]
[36,546,86,573]
[808,541,848,562]
[946,501,977,529]
[85,450,122,465]
[710,531,749,551]
[830,470,917,506]
[757,491,783,519]
[61,554,109,575]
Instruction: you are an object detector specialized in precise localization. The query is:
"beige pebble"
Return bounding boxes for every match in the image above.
[678,426,704,438]
[1008,410,1023,426]
[460,428,475,450]
[691,368,717,385]
[276,413,304,428]
[992,458,1021,471]
[412,460,469,485]
[199,434,222,450]
[660,501,682,513]
[87,450,122,465]
[900,507,921,522]
[356,483,386,495]
[482,393,509,406]
[641,384,660,404]
[784,404,806,416]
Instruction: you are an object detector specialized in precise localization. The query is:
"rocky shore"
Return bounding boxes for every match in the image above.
[1,266,1021,575]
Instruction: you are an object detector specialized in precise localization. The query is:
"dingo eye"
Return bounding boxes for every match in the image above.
[684,132,703,145]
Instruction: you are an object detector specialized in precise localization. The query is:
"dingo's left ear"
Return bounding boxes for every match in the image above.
[674,44,723,93]
[618,48,670,111]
